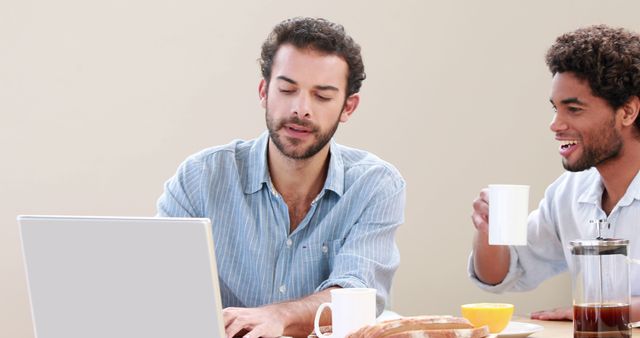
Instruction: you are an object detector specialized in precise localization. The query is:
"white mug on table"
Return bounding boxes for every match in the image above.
[314,288,376,338]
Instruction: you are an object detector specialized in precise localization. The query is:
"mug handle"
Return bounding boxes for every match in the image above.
[314,302,333,338]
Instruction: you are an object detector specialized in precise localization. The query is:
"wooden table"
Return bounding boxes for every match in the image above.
[513,316,640,337]
[308,316,640,337]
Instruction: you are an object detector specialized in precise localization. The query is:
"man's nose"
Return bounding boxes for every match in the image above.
[292,93,311,118]
[549,113,568,132]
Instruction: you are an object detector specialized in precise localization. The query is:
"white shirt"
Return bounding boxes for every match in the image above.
[468,168,640,296]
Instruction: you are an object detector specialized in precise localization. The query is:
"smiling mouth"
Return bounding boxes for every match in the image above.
[560,140,578,150]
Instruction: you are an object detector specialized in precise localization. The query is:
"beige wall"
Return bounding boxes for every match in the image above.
[2,0,638,336]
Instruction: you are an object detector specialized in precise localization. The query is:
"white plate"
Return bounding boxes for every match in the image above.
[496,321,544,337]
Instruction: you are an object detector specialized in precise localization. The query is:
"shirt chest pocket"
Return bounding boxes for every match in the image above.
[301,238,345,263]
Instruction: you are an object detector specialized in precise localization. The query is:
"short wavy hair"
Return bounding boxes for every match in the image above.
[259,17,366,97]
[546,25,640,131]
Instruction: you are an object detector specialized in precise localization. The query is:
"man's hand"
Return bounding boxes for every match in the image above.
[222,288,334,338]
[471,188,490,232]
[530,307,573,321]
[471,188,510,285]
[223,305,285,338]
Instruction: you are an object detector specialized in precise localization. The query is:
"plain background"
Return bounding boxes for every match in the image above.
[3,0,639,336]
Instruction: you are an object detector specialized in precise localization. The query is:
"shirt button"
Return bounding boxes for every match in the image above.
[322,244,329,253]
[279,285,286,293]
[286,239,293,247]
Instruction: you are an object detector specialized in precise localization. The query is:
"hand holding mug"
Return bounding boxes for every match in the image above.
[471,188,490,233]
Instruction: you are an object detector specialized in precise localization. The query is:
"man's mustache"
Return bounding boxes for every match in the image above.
[278,116,318,132]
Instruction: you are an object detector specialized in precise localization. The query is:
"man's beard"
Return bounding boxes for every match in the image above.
[266,109,340,160]
[563,116,623,172]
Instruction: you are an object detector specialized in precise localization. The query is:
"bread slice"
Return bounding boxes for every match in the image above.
[346,315,489,338]
[384,327,490,338]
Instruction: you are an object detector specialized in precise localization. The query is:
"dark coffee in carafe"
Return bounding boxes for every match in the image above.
[573,303,630,338]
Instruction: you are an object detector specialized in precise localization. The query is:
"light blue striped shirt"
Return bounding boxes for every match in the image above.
[157,132,405,314]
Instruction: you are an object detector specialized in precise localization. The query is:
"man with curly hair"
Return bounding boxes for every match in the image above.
[469,25,640,321]
[157,17,405,337]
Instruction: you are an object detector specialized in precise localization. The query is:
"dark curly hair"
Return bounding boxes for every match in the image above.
[546,25,640,132]
[259,17,366,97]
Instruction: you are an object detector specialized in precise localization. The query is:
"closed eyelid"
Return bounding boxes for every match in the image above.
[315,91,334,98]
[278,85,296,92]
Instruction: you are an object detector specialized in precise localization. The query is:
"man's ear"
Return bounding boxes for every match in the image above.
[620,95,640,127]
[258,79,267,109]
[339,94,360,123]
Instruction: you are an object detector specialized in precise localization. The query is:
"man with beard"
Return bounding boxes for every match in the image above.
[469,25,640,321]
[157,17,405,337]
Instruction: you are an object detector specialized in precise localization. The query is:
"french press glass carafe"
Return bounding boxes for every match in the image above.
[570,238,632,338]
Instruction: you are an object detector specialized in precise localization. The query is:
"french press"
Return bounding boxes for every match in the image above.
[570,238,633,337]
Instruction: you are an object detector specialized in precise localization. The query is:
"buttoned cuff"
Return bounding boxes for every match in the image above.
[315,277,368,292]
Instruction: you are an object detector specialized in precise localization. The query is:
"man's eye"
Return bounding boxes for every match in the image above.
[568,106,582,113]
[316,94,331,101]
[279,88,294,94]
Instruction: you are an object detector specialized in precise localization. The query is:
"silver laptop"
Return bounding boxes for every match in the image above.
[18,215,225,338]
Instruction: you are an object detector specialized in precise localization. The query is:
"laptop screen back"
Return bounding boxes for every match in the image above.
[19,216,225,338]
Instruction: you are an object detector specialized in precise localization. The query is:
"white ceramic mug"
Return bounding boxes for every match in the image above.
[314,288,376,338]
[488,184,529,246]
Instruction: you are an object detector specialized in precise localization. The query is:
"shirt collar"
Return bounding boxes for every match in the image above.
[324,140,345,197]
[244,131,271,194]
[577,169,603,204]
[577,168,640,206]
[242,131,344,197]
[617,169,640,207]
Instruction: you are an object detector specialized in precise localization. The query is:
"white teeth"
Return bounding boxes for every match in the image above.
[560,140,578,150]
[560,140,578,146]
